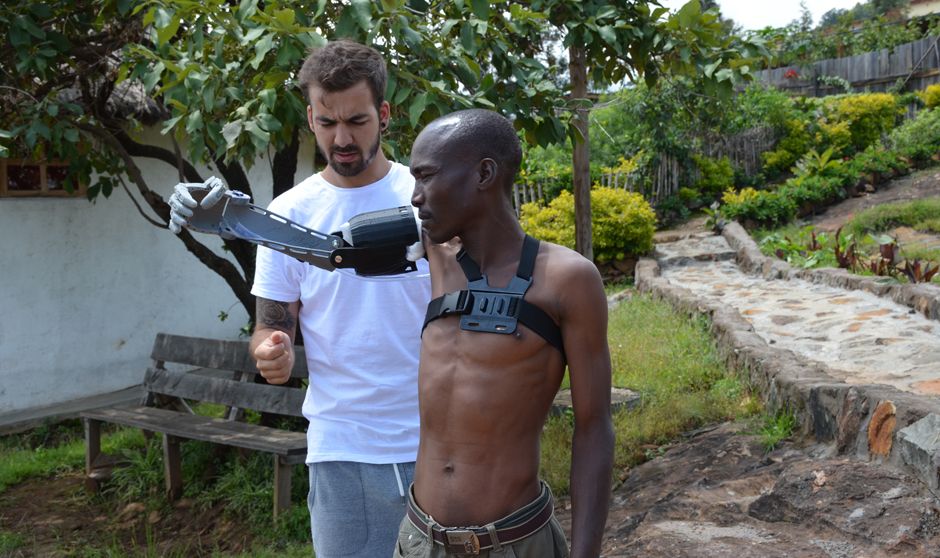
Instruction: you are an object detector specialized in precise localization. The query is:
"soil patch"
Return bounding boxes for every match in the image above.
[0,472,251,557]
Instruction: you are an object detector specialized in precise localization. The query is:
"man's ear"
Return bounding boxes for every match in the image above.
[307,105,316,133]
[477,158,498,190]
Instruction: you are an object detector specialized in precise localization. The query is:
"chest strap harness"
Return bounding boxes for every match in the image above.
[423,235,565,359]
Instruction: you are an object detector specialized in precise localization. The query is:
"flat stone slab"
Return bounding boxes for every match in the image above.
[653,233,737,266]
[551,387,640,416]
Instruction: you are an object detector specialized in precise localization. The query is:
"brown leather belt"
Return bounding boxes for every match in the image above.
[406,493,554,555]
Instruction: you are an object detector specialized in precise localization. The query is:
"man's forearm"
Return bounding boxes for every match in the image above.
[569,418,615,558]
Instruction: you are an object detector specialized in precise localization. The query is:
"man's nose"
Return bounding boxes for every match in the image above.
[411,187,423,207]
[334,124,353,146]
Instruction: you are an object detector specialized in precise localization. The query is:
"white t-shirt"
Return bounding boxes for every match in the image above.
[251,162,430,464]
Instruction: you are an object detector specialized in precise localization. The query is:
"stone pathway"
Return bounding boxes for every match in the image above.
[656,232,940,396]
[637,221,940,489]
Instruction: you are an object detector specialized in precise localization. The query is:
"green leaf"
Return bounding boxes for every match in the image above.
[242,26,265,44]
[155,10,181,45]
[222,121,244,148]
[597,25,617,45]
[250,34,274,69]
[238,0,259,20]
[351,0,372,30]
[274,8,295,27]
[161,114,184,134]
[15,15,45,40]
[244,120,270,150]
[143,62,165,92]
[470,0,488,19]
[442,19,459,36]
[0,145,8,158]
[703,60,720,78]
[258,89,277,110]
[185,110,204,134]
[257,112,282,133]
[408,0,430,12]
[394,84,412,105]
[408,92,428,128]
[460,21,476,54]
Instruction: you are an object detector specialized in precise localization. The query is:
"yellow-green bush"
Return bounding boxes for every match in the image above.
[692,154,734,197]
[762,117,813,176]
[815,119,852,156]
[918,84,940,109]
[828,93,902,152]
[520,188,657,263]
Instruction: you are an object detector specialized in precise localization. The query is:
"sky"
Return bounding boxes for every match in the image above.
[656,0,868,31]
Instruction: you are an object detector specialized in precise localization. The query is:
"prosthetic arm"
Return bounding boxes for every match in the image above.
[168,177,424,277]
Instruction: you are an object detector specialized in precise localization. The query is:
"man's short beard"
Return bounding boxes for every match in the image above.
[328,132,382,177]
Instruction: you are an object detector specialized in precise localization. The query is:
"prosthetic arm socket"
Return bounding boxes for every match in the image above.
[332,206,421,276]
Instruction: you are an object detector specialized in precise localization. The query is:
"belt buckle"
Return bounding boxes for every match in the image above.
[444,529,480,555]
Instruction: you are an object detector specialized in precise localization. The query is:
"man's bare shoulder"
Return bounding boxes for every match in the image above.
[537,240,603,284]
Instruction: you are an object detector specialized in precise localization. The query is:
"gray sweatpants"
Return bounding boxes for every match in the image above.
[308,461,415,558]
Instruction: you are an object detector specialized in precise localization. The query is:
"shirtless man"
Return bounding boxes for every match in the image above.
[395,109,614,557]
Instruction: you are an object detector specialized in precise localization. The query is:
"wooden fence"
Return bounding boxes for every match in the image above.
[754,34,940,96]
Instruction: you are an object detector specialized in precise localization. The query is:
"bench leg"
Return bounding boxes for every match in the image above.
[163,434,183,501]
[83,418,102,493]
[273,455,292,519]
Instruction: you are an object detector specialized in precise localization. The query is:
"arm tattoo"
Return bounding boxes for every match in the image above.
[257,298,296,332]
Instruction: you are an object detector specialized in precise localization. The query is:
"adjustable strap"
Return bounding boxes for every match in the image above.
[423,235,565,359]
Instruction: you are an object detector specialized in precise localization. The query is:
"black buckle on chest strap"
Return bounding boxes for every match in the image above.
[423,290,473,329]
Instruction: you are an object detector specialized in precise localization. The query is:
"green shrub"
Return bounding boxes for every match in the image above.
[722,189,797,228]
[889,108,940,163]
[520,188,657,263]
[828,93,903,152]
[692,154,735,198]
[778,175,846,210]
[762,117,813,177]
[918,84,940,109]
[847,144,901,177]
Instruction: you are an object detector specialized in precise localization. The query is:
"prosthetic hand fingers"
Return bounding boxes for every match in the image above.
[200,176,228,209]
[405,207,425,261]
[167,183,199,234]
[405,240,426,262]
[168,210,191,234]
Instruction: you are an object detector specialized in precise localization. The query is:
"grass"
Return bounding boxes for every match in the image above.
[540,292,761,495]
[845,196,940,237]
[755,409,798,452]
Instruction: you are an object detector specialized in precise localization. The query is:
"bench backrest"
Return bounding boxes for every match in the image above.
[145,332,309,418]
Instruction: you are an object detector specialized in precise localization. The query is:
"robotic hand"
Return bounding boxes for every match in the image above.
[167,177,229,235]
[167,177,426,277]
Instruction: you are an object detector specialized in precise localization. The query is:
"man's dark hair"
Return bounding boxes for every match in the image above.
[297,40,387,109]
[446,109,523,191]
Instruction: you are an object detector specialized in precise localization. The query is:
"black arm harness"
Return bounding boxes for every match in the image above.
[422,235,565,360]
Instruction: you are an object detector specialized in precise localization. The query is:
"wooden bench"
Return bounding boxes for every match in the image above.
[81,332,308,517]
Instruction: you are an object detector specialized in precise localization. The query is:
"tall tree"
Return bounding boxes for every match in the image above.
[532,0,766,259]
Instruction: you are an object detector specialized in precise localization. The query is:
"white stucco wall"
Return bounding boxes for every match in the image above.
[0,127,318,415]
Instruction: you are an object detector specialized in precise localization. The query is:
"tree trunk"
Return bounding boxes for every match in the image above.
[568,45,593,261]
[272,129,299,198]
